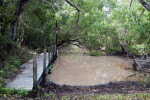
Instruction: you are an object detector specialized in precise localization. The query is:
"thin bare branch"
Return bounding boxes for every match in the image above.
[65,0,81,24]
[65,0,80,12]
[128,72,139,77]
[129,0,133,9]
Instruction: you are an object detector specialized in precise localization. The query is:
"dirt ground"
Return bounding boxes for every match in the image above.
[38,81,150,99]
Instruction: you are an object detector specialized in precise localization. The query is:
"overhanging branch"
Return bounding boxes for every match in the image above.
[129,0,133,9]
[65,0,81,24]
[139,0,150,11]
[65,0,80,12]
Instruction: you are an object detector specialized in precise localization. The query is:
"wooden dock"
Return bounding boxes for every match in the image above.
[7,45,58,90]
[7,53,49,90]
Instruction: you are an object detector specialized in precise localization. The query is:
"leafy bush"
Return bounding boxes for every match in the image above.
[0,34,10,61]
[0,87,29,98]
[91,51,101,56]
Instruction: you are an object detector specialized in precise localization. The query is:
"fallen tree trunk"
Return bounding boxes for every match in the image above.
[115,34,128,54]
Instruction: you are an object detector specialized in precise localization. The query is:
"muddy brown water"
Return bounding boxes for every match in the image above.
[46,45,141,86]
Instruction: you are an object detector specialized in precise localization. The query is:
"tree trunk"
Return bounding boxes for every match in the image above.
[10,0,29,41]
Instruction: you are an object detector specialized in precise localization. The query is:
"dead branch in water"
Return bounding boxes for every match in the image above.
[128,55,150,77]
[128,72,139,77]
[134,59,143,70]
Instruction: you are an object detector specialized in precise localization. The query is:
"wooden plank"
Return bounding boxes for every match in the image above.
[54,44,56,60]
[55,44,56,54]
[49,47,52,64]
[43,49,47,73]
[52,45,54,62]
[48,47,50,62]
[7,53,49,90]
[57,49,58,57]
[33,54,37,90]
[53,45,54,53]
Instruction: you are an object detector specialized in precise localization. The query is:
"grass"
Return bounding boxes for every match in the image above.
[0,87,29,98]
[1,92,150,99]
[25,93,150,100]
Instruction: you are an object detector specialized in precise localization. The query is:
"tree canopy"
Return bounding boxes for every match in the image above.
[0,0,150,61]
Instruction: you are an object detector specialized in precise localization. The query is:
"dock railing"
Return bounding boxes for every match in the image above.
[32,44,57,91]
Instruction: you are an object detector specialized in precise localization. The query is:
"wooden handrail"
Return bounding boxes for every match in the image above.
[32,45,58,91]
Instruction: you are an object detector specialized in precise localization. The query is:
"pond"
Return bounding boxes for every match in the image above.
[46,45,141,86]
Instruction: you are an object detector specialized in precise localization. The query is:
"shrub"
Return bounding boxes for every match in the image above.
[91,51,101,56]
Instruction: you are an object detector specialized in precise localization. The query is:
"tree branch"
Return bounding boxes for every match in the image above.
[128,72,139,77]
[65,0,81,24]
[65,0,80,12]
[139,0,150,11]
[129,0,133,9]
[69,42,81,48]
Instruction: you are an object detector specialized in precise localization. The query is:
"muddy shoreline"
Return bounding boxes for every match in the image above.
[37,81,150,98]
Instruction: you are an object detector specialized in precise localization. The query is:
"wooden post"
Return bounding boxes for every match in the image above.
[54,44,56,61]
[49,47,51,64]
[53,45,54,57]
[48,47,52,74]
[55,44,56,56]
[55,44,56,53]
[52,45,54,62]
[48,47,50,63]
[57,49,58,57]
[55,44,57,59]
[43,49,47,73]
[33,54,37,90]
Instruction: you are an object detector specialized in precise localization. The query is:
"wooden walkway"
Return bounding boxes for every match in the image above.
[7,53,49,90]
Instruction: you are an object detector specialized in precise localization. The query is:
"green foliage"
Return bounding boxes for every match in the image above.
[43,93,52,98]
[91,51,101,56]
[21,0,56,50]
[16,93,150,99]
[17,89,29,98]
[0,87,29,98]
[61,95,70,100]
[1,0,149,56]
[0,34,11,61]
[0,0,150,56]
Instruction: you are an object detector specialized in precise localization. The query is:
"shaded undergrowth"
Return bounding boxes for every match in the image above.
[0,44,32,98]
